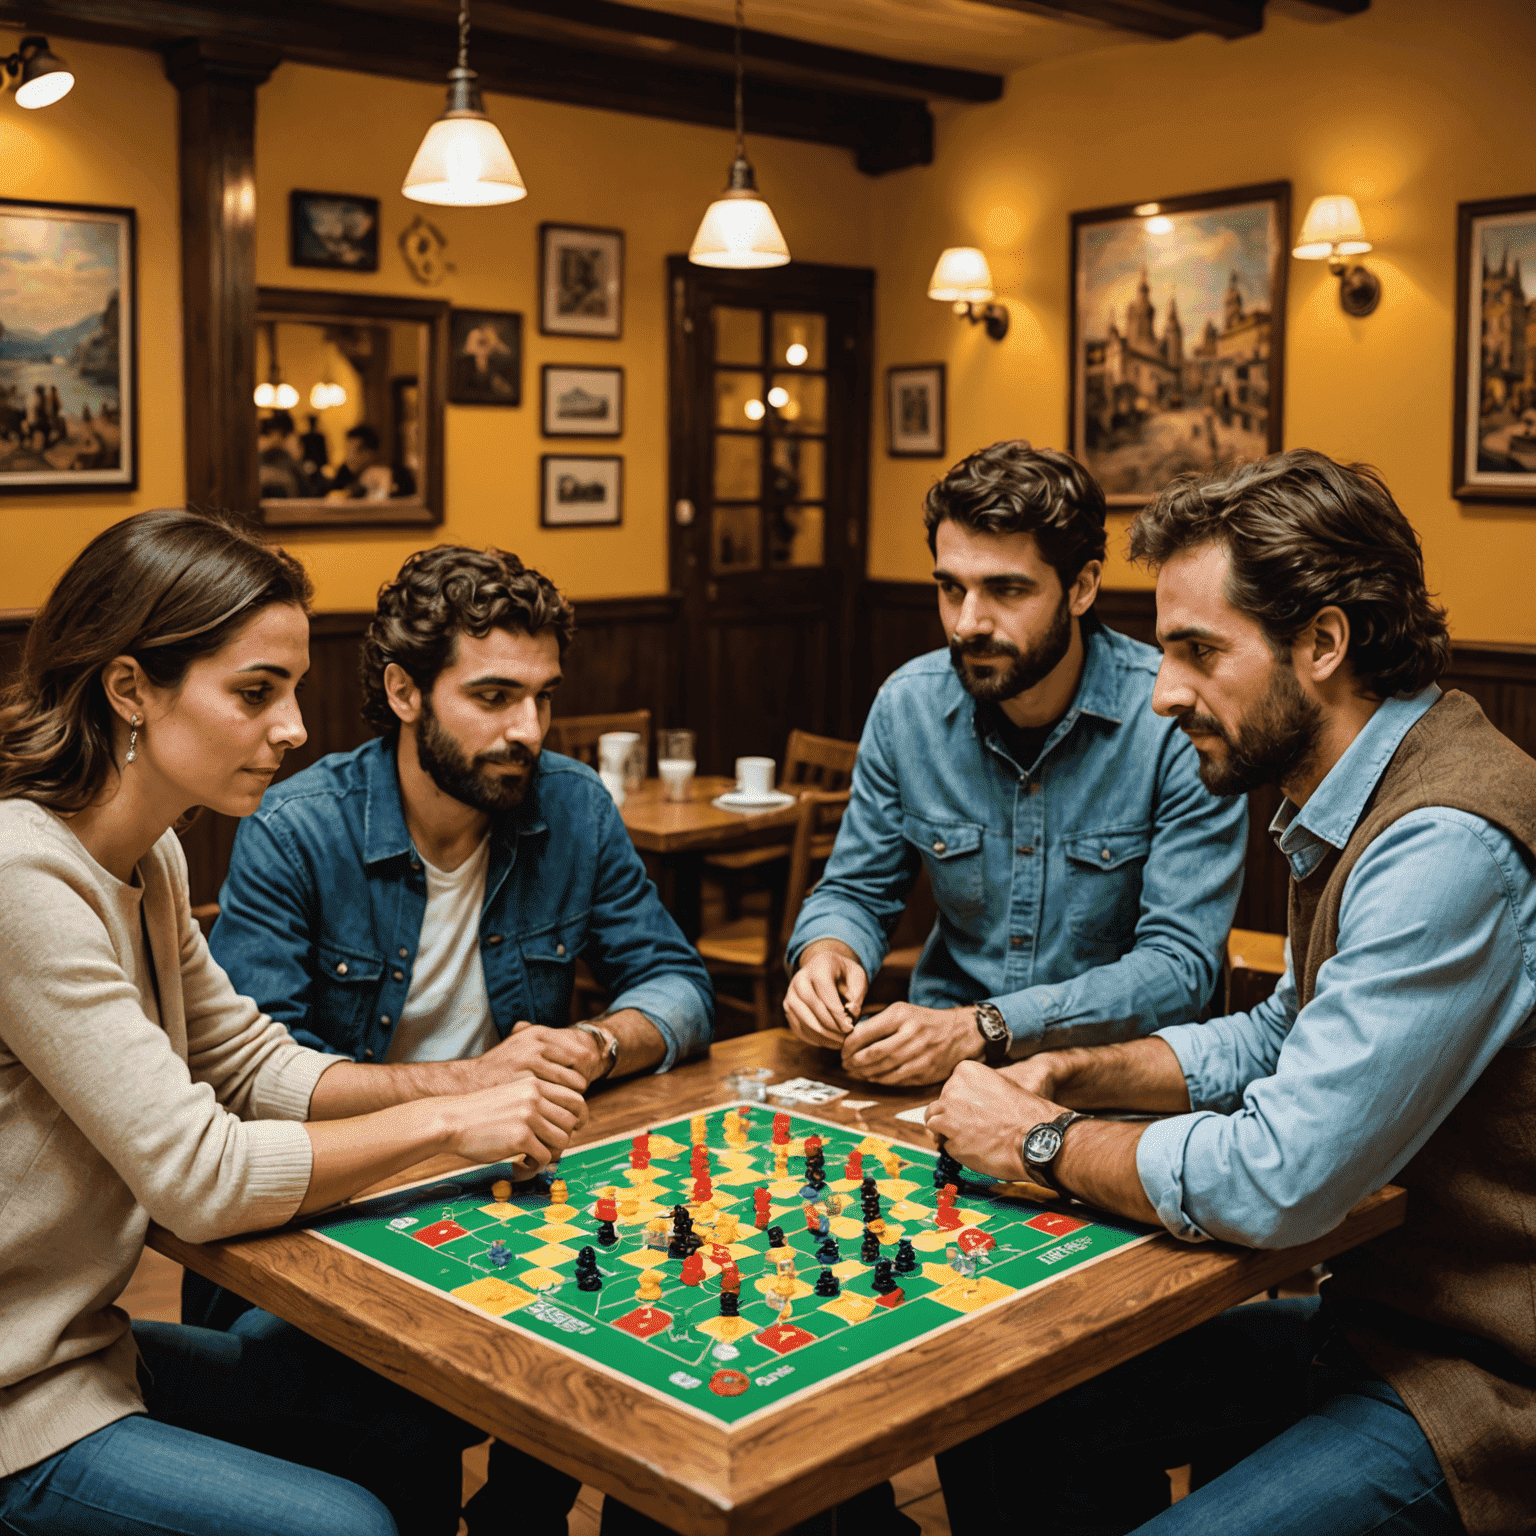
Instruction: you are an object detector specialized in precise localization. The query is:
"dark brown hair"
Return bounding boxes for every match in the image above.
[359,545,576,735]
[0,508,313,810]
[1129,448,1450,698]
[923,440,1108,589]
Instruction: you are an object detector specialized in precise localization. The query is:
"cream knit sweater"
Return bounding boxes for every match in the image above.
[0,799,337,1477]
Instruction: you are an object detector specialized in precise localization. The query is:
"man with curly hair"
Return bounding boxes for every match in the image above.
[200,544,712,1536]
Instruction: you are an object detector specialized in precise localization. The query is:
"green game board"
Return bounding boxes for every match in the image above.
[303,1103,1154,1427]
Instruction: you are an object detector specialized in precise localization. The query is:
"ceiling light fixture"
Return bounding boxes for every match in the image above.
[688,0,789,269]
[927,246,1009,341]
[1292,194,1380,317]
[4,35,73,110]
[403,0,526,208]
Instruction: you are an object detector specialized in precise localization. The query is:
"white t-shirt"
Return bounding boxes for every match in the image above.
[385,838,501,1063]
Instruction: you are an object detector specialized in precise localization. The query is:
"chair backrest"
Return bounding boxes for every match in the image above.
[777,789,852,953]
[544,709,652,770]
[781,729,858,793]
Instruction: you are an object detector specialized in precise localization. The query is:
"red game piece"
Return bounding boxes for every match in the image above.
[845,1150,863,1180]
[938,1182,958,1205]
[772,1113,791,1144]
[681,1253,704,1285]
[709,1369,750,1396]
[709,1243,733,1269]
[753,1188,772,1229]
[595,1194,618,1223]
[691,1145,709,1173]
[804,1134,823,1160]
[804,1206,821,1233]
[719,1262,741,1293]
[936,1206,962,1231]
[630,1133,649,1170]
[693,1174,713,1203]
[956,1227,996,1254]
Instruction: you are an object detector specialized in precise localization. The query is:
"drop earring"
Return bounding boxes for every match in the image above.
[126,714,141,764]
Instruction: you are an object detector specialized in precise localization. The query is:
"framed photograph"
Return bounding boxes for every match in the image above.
[289,190,379,272]
[448,309,522,406]
[887,364,945,457]
[0,198,136,493]
[1454,194,1536,502]
[1070,180,1290,506]
[542,364,623,437]
[539,223,623,338]
[541,454,622,527]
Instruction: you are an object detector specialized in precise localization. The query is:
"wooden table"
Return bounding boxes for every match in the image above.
[620,777,801,938]
[151,1033,1406,1536]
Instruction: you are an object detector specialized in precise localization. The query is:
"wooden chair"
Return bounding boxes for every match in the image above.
[544,709,651,770]
[1226,927,1287,1015]
[190,902,220,939]
[697,789,850,1035]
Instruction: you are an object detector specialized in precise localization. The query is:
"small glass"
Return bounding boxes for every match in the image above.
[658,728,696,802]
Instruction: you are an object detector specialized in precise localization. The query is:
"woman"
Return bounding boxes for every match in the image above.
[0,509,587,1536]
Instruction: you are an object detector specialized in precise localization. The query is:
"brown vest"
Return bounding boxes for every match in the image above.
[1295,691,1536,1534]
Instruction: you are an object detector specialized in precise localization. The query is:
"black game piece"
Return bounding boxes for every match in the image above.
[861,1173,878,1197]
[767,1225,786,1248]
[813,1267,840,1298]
[684,1230,704,1256]
[934,1150,962,1190]
[596,1220,618,1247]
[575,1246,602,1291]
[720,1290,740,1318]
[815,1236,840,1266]
[872,1258,898,1294]
[860,1229,881,1263]
[669,1204,694,1258]
[861,1192,881,1221]
[893,1237,917,1274]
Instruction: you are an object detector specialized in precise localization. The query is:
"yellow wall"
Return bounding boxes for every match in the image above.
[865,0,1536,645]
[254,62,874,609]
[0,33,182,611]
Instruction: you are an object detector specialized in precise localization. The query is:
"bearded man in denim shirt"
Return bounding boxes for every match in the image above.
[785,441,1247,1086]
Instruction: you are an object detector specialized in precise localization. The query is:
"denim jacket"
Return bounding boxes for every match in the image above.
[209,737,713,1071]
[789,620,1247,1050]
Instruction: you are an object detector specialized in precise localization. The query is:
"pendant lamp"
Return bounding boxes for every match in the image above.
[403,0,526,208]
[688,0,789,269]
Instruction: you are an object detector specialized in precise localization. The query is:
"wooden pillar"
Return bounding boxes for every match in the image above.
[164,39,280,518]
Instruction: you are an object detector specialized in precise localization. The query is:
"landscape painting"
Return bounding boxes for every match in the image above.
[0,199,135,491]
[1071,182,1288,506]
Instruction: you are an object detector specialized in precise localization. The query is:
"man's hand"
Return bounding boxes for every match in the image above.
[925,1059,1063,1181]
[784,940,868,1047]
[473,1021,595,1093]
[840,1003,980,1085]
[441,1076,588,1169]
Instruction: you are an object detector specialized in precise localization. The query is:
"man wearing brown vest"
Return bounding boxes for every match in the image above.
[926,448,1536,1536]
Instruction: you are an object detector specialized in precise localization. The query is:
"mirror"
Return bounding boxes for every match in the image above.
[254,288,447,528]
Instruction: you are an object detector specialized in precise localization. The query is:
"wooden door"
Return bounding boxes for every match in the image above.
[667,257,873,774]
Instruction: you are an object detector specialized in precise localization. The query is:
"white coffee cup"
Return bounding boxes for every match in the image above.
[599,768,627,807]
[598,730,644,790]
[735,756,776,799]
[658,757,695,802]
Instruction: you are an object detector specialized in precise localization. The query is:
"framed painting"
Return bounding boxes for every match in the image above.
[539,224,623,338]
[448,309,522,406]
[1454,194,1536,502]
[1070,181,1290,506]
[542,364,623,437]
[0,198,136,493]
[887,364,945,457]
[289,190,380,272]
[541,454,622,527]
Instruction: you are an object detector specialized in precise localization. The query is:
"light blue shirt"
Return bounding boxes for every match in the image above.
[1138,685,1536,1248]
[788,620,1248,1049]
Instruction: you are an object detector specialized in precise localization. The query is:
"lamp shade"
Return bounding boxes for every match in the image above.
[928,247,994,303]
[403,114,526,207]
[689,188,790,269]
[13,39,72,109]
[1293,195,1371,260]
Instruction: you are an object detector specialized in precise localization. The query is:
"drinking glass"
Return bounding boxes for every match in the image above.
[658,728,697,802]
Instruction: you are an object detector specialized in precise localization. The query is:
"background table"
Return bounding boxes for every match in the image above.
[150,1033,1405,1536]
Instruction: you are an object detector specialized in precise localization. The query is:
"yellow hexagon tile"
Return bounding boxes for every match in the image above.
[830,1259,866,1279]
[618,1248,670,1269]
[911,1230,951,1252]
[819,1292,877,1324]
[695,1315,756,1342]
[452,1277,535,1315]
[753,1274,814,1300]
[520,1242,579,1268]
[927,1275,1015,1314]
[922,1261,962,1284]
[876,1179,920,1198]
[889,1200,929,1221]
[477,1201,520,1221]
[542,1203,580,1223]
[529,1223,585,1244]
[647,1134,687,1160]
[518,1266,565,1290]
[829,1216,864,1240]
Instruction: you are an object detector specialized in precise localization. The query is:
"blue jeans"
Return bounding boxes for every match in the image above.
[936,1298,1461,1536]
[0,1310,485,1536]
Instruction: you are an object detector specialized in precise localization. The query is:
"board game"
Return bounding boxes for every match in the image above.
[303,1103,1154,1428]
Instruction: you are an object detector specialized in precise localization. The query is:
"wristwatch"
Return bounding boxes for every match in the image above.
[574,1021,619,1081]
[1021,1109,1090,1194]
[973,1001,1010,1066]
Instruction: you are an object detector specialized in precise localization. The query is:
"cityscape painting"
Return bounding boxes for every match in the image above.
[1070,182,1288,506]
[1454,194,1536,502]
[0,198,136,492]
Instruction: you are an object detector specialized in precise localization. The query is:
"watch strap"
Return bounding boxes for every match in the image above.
[574,1021,619,1080]
[974,1001,1010,1066]
[1022,1109,1088,1194]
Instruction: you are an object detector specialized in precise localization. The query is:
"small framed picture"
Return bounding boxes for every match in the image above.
[539,223,623,338]
[887,364,945,457]
[289,190,379,272]
[448,309,522,406]
[542,364,623,437]
[541,454,623,527]
[1454,194,1536,502]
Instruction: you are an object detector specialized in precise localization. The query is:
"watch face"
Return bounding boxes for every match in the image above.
[979,1013,1008,1043]
[1024,1125,1064,1164]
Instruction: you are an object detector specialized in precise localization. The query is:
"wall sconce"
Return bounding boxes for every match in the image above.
[1292,195,1380,317]
[3,36,73,109]
[928,247,1009,341]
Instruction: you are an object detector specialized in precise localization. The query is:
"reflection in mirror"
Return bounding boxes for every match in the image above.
[254,290,446,528]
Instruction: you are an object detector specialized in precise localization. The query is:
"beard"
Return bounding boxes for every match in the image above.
[949,591,1073,705]
[1178,663,1322,797]
[415,695,536,814]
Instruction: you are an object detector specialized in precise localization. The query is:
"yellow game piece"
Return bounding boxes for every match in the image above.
[777,1296,794,1323]
[696,1200,717,1223]
[776,1251,797,1278]
[773,1271,797,1299]
[549,1179,567,1206]
[867,1217,887,1239]
[690,1114,708,1145]
[637,1269,664,1302]
[714,1212,739,1244]
[619,1197,639,1221]
[858,1135,888,1156]
[881,1152,901,1179]
[491,1179,512,1202]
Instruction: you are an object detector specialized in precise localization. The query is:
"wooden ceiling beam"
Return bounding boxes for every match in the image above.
[974,0,1372,40]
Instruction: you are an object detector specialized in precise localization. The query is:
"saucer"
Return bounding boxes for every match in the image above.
[712,789,797,813]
